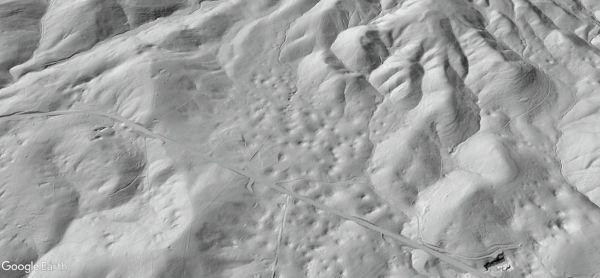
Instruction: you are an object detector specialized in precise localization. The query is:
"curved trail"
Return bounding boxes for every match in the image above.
[0,109,495,278]
[415,213,521,261]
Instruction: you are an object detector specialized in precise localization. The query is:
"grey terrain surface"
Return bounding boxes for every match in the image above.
[1,0,600,277]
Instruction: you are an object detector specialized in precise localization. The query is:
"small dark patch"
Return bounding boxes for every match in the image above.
[73,75,94,87]
[95,0,129,39]
[129,4,181,26]
[359,30,389,72]
[484,252,505,271]
[0,2,46,20]
[6,8,24,16]
[195,224,226,251]
[160,29,205,52]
